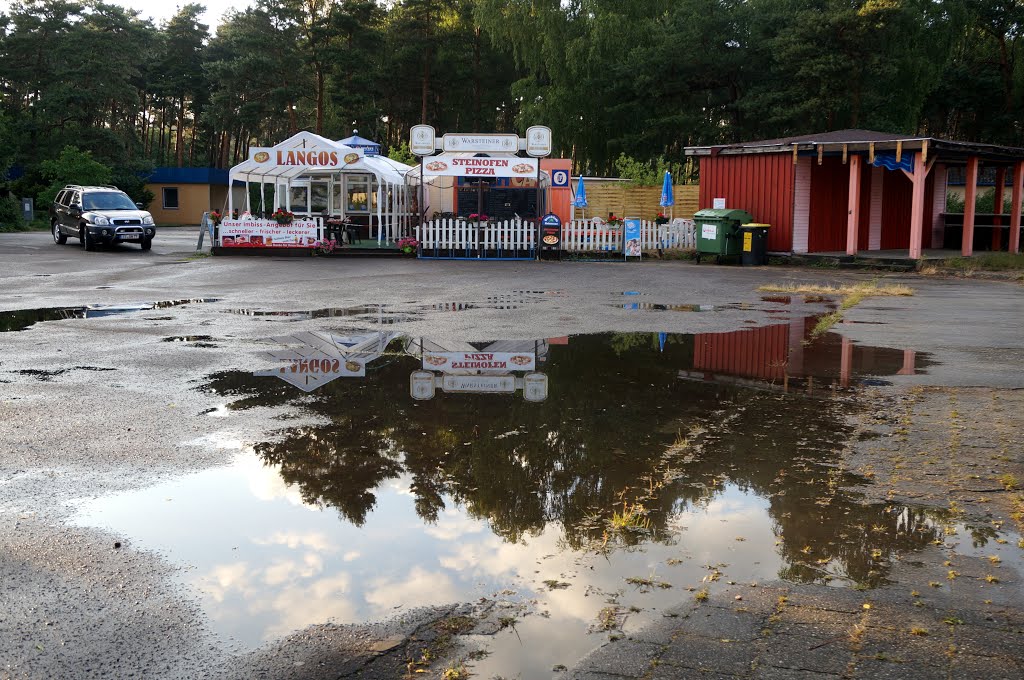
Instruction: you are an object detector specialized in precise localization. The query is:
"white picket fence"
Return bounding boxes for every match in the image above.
[418,217,537,258]
[416,217,695,258]
[562,218,695,252]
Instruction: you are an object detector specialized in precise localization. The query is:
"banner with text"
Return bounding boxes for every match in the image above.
[423,351,536,372]
[220,219,319,248]
[422,156,538,178]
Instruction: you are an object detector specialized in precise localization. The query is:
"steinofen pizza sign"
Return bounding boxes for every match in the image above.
[421,156,538,178]
[422,351,536,372]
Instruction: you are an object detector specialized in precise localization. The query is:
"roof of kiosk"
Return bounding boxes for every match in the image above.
[337,133,381,155]
[229,131,411,185]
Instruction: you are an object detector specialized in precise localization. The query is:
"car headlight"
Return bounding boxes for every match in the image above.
[142,215,155,225]
[92,215,110,226]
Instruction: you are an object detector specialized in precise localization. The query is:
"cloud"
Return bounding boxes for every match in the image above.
[254,530,337,553]
[422,509,487,541]
[364,566,461,615]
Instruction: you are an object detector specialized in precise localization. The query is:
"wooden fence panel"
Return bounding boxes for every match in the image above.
[573,184,699,222]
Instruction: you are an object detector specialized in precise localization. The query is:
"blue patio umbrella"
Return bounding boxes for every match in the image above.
[571,175,588,218]
[659,171,674,217]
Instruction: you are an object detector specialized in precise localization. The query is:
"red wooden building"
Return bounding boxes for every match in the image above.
[685,130,1024,258]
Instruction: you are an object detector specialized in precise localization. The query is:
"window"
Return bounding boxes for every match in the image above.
[346,175,370,213]
[310,181,329,214]
[162,187,179,210]
[289,185,309,213]
[56,190,68,206]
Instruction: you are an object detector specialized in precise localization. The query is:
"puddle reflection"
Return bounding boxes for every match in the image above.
[74,321,1005,676]
[0,299,221,332]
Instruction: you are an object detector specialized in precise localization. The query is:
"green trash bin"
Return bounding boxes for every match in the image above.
[739,223,770,266]
[693,209,753,264]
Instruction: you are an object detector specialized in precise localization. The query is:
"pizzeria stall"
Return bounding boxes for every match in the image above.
[408,153,555,221]
[221,131,414,250]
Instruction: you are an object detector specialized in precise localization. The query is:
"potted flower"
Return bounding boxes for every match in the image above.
[655,212,669,225]
[271,208,294,225]
[312,238,338,256]
[397,237,419,254]
[209,210,222,226]
[467,213,489,224]
[607,214,624,227]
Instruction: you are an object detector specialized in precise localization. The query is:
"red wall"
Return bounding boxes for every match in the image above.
[542,158,573,224]
[880,171,934,249]
[807,157,872,252]
[699,155,794,252]
[693,323,790,382]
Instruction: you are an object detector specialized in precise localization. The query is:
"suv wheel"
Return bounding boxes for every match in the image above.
[140,237,152,251]
[80,226,96,251]
[52,220,67,245]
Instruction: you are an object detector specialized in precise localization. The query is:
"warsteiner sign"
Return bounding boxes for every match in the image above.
[422,156,538,178]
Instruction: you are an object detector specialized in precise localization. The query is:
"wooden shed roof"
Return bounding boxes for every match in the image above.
[685,129,1024,164]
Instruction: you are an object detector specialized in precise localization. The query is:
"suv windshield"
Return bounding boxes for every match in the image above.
[83,192,137,211]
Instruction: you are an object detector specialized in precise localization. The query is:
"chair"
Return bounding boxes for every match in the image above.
[344,220,361,245]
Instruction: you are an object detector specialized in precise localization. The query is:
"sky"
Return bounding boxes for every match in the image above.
[0,1,256,30]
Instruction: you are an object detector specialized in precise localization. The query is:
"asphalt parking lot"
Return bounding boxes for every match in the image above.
[2,229,1023,679]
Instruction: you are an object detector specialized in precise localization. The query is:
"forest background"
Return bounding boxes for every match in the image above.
[0,0,1022,214]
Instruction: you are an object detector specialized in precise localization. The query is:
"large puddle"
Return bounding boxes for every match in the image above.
[69,320,1022,677]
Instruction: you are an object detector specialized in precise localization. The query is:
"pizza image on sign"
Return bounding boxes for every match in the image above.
[510,355,532,365]
[426,160,448,172]
[424,355,448,366]
[344,153,359,164]
[253,151,270,163]
[512,163,534,174]
[542,235,558,245]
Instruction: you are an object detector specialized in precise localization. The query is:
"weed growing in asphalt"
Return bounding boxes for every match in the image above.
[757,281,914,343]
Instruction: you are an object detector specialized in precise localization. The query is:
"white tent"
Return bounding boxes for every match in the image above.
[228,131,414,244]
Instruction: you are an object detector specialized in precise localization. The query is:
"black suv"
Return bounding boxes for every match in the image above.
[50,185,157,251]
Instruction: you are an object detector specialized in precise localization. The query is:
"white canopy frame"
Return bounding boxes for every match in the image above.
[229,131,415,244]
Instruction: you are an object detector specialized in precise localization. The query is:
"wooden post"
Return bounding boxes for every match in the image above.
[846,154,862,255]
[1011,160,1023,254]
[962,156,979,256]
[909,151,926,259]
[897,349,917,376]
[992,166,1006,251]
[840,337,853,388]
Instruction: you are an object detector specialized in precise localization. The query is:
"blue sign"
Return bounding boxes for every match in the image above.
[541,213,562,228]
[551,169,570,187]
[624,218,642,258]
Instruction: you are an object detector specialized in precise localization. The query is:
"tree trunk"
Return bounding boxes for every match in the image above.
[316,69,325,134]
[420,48,431,124]
[189,109,199,166]
[473,27,481,132]
[176,96,186,167]
[159,103,167,166]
